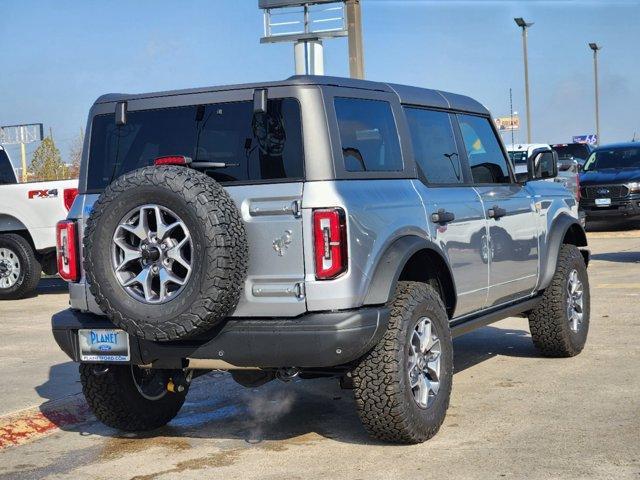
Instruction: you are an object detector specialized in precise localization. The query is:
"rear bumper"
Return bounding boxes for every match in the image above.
[52,307,389,369]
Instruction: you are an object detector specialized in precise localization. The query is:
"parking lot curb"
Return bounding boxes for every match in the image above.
[0,394,91,450]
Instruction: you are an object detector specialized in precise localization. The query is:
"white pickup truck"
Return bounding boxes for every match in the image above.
[0,145,77,299]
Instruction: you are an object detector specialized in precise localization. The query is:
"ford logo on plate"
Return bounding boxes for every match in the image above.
[98,345,112,352]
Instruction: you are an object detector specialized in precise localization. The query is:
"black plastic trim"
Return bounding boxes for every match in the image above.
[450,296,541,338]
[52,307,390,368]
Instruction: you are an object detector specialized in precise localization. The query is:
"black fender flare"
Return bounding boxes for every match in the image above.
[537,213,588,291]
[363,235,456,312]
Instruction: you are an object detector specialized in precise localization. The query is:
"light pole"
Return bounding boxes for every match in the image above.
[589,43,602,144]
[514,17,533,143]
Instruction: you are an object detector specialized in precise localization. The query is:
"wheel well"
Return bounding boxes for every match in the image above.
[562,223,589,265]
[397,249,456,318]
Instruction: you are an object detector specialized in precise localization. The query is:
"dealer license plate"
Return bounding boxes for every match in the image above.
[78,329,130,362]
[595,198,611,207]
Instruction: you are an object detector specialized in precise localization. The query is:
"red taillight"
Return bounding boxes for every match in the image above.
[63,188,78,211]
[154,155,192,166]
[313,208,347,280]
[56,220,79,282]
[576,175,581,202]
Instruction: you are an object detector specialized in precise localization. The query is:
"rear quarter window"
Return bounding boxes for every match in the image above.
[86,98,304,191]
[334,97,402,172]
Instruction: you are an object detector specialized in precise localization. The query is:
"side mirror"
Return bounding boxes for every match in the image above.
[527,150,558,180]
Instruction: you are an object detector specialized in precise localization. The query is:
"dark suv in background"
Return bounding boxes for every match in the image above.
[579,142,640,224]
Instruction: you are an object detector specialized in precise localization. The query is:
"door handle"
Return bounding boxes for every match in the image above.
[431,208,455,224]
[488,205,507,220]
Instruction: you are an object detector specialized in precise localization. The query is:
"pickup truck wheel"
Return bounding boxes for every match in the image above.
[353,281,453,444]
[0,233,41,300]
[84,166,248,341]
[79,364,187,431]
[528,244,590,357]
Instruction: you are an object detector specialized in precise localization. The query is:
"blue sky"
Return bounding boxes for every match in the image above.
[1,0,638,165]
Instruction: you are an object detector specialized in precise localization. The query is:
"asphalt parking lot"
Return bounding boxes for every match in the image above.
[0,234,639,480]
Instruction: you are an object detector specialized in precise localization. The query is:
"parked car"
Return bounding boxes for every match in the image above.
[579,142,640,223]
[507,143,580,201]
[52,76,590,444]
[551,143,594,171]
[0,145,78,298]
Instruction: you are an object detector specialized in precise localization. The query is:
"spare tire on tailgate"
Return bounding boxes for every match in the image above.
[84,165,248,342]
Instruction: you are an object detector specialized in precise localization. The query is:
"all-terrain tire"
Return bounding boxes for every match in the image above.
[0,233,41,300]
[353,281,453,444]
[80,364,187,431]
[84,166,248,341]
[528,244,590,357]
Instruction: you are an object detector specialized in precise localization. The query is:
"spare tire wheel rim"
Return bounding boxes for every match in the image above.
[0,247,21,289]
[111,204,193,304]
[408,317,442,409]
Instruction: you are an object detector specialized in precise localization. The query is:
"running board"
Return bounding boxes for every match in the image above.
[450,296,541,338]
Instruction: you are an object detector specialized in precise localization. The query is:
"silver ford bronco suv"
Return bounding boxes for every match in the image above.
[53,76,590,444]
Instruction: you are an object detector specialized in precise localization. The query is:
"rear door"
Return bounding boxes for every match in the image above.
[84,89,307,317]
[457,114,539,306]
[404,107,489,317]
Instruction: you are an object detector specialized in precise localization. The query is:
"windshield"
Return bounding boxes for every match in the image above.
[552,144,591,160]
[507,151,528,165]
[583,147,640,172]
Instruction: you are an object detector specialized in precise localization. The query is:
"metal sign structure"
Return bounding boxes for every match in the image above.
[0,123,44,182]
[259,0,348,75]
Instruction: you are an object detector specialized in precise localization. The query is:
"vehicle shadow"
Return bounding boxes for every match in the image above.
[590,251,640,263]
[38,325,540,447]
[586,218,639,232]
[20,277,68,298]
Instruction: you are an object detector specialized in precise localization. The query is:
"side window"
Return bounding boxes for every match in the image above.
[404,108,463,184]
[334,97,402,172]
[458,114,511,184]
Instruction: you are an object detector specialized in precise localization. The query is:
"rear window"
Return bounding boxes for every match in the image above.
[552,144,591,161]
[334,97,402,172]
[0,150,16,185]
[87,98,303,191]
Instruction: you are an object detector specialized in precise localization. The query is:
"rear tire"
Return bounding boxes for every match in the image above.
[80,364,188,431]
[528,244,590,357]
[353,281,453,444]
[0,233,41,300]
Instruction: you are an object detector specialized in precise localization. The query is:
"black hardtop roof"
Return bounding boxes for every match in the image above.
[594,142,640,150]
[95,75,489,115]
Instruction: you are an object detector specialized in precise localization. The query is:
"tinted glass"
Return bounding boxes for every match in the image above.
[552,144,591,161]
[459,114,511,184]
[334,98,402,172]
[583,147,640,171]
[87,99,303,191]
[404,108,462,184]
[0,150,16,185]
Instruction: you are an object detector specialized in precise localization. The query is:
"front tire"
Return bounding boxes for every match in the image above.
[0,233,41,300]
[353,281,453,444]
[80,364,188,431]
[528,244,590,357]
